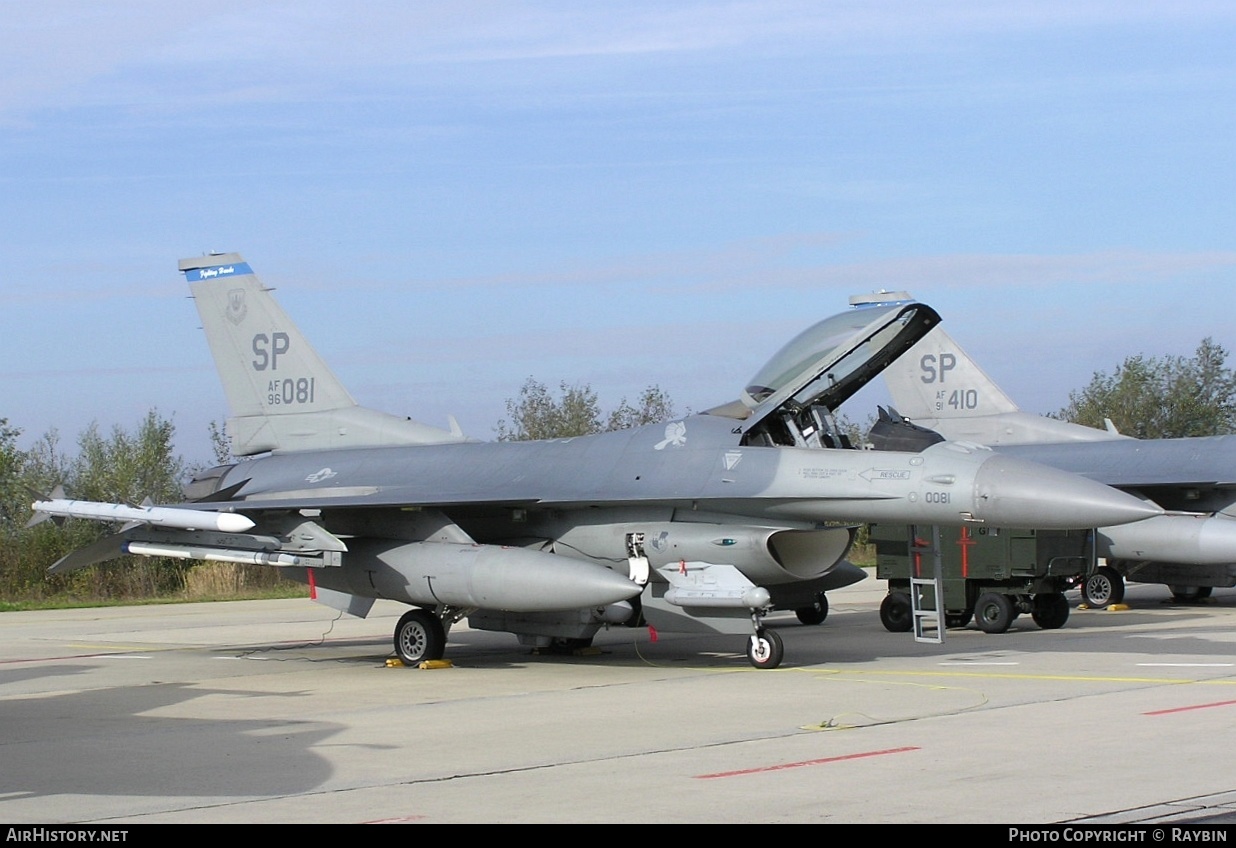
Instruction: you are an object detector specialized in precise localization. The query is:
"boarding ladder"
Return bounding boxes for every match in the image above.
[908,525,944,644]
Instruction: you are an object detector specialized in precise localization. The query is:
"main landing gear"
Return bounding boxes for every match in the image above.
[1081,564,1125,608]
[393,608,448,666]
[1169,584,1213,603]
[794,592,829,625]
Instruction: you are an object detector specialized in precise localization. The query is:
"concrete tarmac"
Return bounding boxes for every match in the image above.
[2,574,1236,824]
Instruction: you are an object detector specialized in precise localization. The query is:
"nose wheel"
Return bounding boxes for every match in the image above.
[746,628,784,669]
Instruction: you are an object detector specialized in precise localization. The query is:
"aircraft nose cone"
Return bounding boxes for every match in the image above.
[973,455,1162,529]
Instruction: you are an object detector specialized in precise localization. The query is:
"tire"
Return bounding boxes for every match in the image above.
[795,593,829,625]
[1169,585,1212,602]
[974,592,1015,634]
[1031,593,1070,630]
[1082,565,1125,608]
[747,628,784,669]
[879,592,913,633]
[945,611,973,629]
[393,609,447,666]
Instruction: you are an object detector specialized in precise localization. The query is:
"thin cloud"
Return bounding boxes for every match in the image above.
[7,2,1235,119]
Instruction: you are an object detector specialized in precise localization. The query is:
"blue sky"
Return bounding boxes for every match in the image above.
[2,1,1235,465]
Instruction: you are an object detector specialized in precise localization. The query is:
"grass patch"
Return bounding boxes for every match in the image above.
[0,562,308,611]
[849,543,876,568]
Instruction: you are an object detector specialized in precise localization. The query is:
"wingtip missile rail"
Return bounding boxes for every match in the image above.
[29,496,255,534]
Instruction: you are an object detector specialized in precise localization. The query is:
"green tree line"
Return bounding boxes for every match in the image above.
[0,411,194,605]
[1054,337,1236,437]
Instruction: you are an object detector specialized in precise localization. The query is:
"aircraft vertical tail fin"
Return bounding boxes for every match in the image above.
[883,325,1124,445]
[885,325,1021,421]
[180,253,465,456]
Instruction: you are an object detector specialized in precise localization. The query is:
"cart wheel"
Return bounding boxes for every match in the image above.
[1031,593,1070,630]
[1082,565,1125,608]
[879,592,913,633]
[974,592,1015,634]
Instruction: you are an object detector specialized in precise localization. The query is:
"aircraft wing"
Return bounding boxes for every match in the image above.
[997,437,1236,489]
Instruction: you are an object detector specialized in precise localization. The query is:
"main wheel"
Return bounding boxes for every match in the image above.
[879,592,913,633]
[795,593,829,625]
[1082,565,1125,608]
[974,592,1015,634]
[393,609,447,666]
[747,629,784,669]
[1031,593,1070,630]
[1169,585,1212,602]
[548,636,595,653]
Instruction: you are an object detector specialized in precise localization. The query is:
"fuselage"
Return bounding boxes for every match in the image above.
[209,412,1160,531]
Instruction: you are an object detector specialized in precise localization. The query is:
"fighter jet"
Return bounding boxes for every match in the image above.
[878,306,1236,608]
[32,259,1160,669]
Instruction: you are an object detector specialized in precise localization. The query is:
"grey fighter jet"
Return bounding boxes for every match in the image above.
[879,309,1236,607]
[33,258,1160,669]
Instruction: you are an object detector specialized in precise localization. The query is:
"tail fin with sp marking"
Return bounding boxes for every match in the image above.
[882,324,1126,446]
[180,253,466,456]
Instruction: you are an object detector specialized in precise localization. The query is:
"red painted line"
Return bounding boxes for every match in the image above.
[0,652,131,665]
[694,746,919,779]
[1144,699,1236,716]
[364,815,429,824]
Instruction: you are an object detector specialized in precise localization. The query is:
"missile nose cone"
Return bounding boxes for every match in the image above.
[973,455,1162,529]
[214,512,255,533]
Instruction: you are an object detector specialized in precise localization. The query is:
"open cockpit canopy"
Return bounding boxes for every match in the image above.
[737,293,940,448]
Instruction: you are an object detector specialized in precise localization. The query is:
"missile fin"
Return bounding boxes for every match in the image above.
[47,533,129,575]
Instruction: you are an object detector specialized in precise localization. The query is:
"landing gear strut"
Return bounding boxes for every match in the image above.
[745,600,783,669]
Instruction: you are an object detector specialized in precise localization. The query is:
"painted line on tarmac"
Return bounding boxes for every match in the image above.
[0,648,156,664]
[97,654,152,659]
[364,815,430,823]
[694,746,919,779]
[1137,662,1234,667]
[815,669,1236,685]
[1144,699,1236,716]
